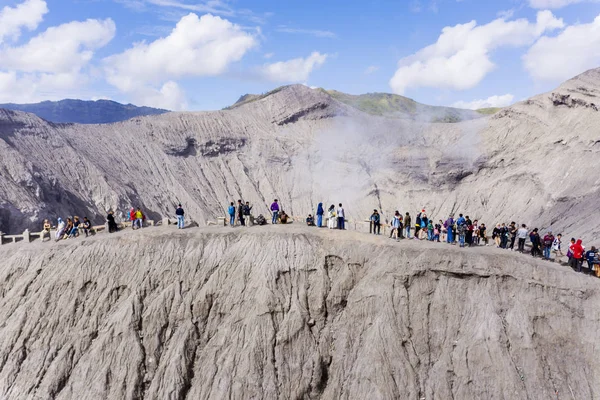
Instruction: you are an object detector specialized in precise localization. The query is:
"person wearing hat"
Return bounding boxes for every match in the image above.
[542,230,555,260]
[176,203,185,229]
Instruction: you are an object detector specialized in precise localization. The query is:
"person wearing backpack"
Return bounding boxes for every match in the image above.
[370,209,381,235]
[176,204,185,229]
[542,231,555,260]
[227,202,236,226]
[457,221,467,247]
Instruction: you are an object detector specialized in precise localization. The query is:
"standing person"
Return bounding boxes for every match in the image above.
[586,246,597,275]
[434,220,442,242]
[327,205,336,229]
[129,207,136,229]
[479,223,487,245]
[82,217,92,237]
[465,216,473,246]
[421,211,429,239]
[176,204,185,229]
[457,220,467,248]
[542,231,555,260]
[517,224,528,252]
[508,222,517,250]
[530,228,541,257]
[472,220,480,245]
[316,203,324,228]
[228,202,236,226]
[370,210,381,235]
[55,218,65,241]
[404,212,412,239]
[427,220,434,241]
[566,238,576,263]
[41,219,52,242]
[390,211,402,242]
[243,201,253,227]
[134,207,145,229]
[500,223,509,249]
[552,234,563,259]
[492,224,502,247]
[107,211,118,233]
[414,212,422,240]
[337,204,345,230]
[237,200,245,227]
[569,239,584,272]
[270,199,280,224]
[444,215,455,244]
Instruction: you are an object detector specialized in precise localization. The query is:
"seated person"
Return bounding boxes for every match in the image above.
[280,211,289,224]
[306,214,315,226]
[82,217,92,237]
[42,219,52,242]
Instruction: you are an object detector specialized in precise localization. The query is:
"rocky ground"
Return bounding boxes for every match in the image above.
[0,225,598,399]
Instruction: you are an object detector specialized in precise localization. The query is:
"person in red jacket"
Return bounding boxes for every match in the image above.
[569,239,584,272]
[129,207,136,229]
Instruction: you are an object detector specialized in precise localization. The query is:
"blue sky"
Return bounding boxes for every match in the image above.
[1,0,600,110]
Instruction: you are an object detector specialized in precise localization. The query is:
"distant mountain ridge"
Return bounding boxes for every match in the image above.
[227,86,486,123]
[0,99,169,124]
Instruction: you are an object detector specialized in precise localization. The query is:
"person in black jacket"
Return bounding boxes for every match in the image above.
[530,228,542,257]
[243,201,252,227]
[237,200,245,226]
[176,204,185,229]
[107,211,118,233]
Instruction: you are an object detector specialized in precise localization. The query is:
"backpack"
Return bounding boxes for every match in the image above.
[228,205,235,215]
[544,237,553,247]
[255,215,267,225]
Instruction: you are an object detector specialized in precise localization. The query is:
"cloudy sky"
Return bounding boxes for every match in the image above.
[1,0,599,111]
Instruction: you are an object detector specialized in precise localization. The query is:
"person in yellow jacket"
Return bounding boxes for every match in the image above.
[134,207,145,229]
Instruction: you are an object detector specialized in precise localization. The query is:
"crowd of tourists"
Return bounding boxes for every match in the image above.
[224,200,599,277]
[40,206,151,242]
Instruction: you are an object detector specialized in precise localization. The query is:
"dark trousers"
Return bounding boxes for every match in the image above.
[531,244,541,257]
[518,238,525,252]
[372,222,380,234]
[337,217,345,230]
[510,236,516,249]
[500,236,508,248]
[239,216,245,226]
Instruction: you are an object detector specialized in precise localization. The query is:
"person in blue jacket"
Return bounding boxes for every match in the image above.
[227,202,235,226]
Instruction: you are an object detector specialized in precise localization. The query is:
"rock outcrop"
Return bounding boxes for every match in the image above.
[1,70,600,242]
[0,225,598,399]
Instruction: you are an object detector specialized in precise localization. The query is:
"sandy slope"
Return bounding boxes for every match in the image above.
[0,225,598,399]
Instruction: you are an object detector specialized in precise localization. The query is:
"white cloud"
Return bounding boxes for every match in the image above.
[364,65,379,75]
[523,14,600,81]
[0,71,91,103]
[389,11,564,94]
[136,80,187,110]
[0,19,116,73]
[259,52,328,82]
[264,52,274,59]
[528,0,596,9]
[0,0,48,44]
[276,27,336,38]
[104,13,256,93]
[452,93,514,109]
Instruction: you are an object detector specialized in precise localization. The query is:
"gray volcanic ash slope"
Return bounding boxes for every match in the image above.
[0,69,599,240]
[0,226,599,399]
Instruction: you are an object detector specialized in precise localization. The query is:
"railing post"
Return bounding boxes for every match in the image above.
[23,229,30,243]
[0,231,4,245]
[162,217,169,226]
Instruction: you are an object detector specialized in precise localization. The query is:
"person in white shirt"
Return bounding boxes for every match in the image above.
[517,224,528,252]
[337,203,345,230]
[327,205,336,229]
